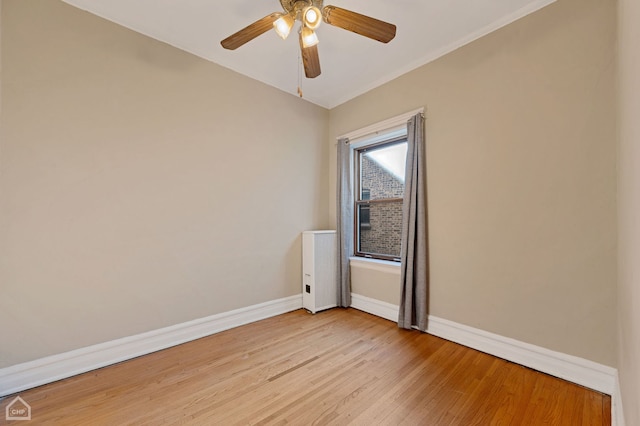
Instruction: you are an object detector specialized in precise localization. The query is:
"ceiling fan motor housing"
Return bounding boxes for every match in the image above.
[280,0,324,20]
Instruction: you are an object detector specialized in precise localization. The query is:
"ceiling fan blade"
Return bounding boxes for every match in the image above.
[299,33,321,79]
[221,13,280,50]
[322,6,396,43]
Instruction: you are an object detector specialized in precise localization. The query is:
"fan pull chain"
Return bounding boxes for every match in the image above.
[297,48,303,98]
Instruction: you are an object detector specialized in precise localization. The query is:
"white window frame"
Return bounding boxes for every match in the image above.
[338,108,424,262]
[353,134,407,261]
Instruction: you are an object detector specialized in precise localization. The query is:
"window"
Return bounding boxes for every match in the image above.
[354,134,408,261]
[338,108,422,263]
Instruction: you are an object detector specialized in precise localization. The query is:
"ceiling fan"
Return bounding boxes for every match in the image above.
[220,0,396,79]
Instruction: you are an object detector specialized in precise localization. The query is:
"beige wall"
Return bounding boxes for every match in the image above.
[330,0,617,366]
[0,0,621,377]
[617,0,640,422]
[0,0,329,367]
[350,260,400,306]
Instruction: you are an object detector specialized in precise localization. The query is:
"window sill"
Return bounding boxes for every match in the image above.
[349,256,401,275]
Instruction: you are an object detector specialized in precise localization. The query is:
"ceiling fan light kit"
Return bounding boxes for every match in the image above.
[221,0,396,79]
[300,27,319,48]
[274,13,295,39]
[303,6,322,30]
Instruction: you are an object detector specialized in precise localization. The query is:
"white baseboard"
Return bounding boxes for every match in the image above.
[350,293,617,398]
[350,293,399,323]
[0,295,302,397]
[433,312,620,425]
[427,315,617,395]
[613,372,626,426]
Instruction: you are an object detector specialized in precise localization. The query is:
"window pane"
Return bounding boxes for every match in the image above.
[360,142,407,200]
[357,201,403,258]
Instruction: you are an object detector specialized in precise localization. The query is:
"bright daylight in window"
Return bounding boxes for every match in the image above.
[354,135,408,261]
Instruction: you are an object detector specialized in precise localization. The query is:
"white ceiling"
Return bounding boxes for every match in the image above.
[61,0,555,109]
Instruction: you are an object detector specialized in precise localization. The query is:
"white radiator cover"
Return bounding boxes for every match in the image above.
[302,231,337,313]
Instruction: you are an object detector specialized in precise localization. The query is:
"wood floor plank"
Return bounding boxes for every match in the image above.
[0,308,611,425]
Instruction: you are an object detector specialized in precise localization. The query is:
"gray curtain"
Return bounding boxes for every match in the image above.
[398,113,429,331]
[336,137,353,307]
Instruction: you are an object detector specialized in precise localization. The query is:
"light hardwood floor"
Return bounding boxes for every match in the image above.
[1,308,611,425]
